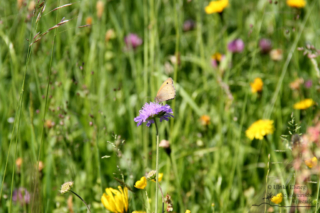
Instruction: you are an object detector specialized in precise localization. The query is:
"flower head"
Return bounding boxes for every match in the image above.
[294,99,315,110]
[287,0,306,8]
[134,102,174,127]
[60,182,74,194]
[28,1,35,12]
[290,78,304,90]
[270,193,283,204]
[250,78,263,93]
[86,17,92,25]
[246,120,274,140]
[124,33,142,49]
[185,210,191,213]
[228,39,244,53]
[132,211,146,213]
[134,177,147,189]
[106,29,116,42]
[151,173,163,183]
[259,38,272,54]
[101,186,128,213]
[16,157,22,170]
[12,188,30,205]
[305,157,318,168]
[305,80,312,88]
[270,49,283,61]
[159,140,171,156]
[147,170,163,182]
[205,0,228,14]
[183,19,196,31]
[200,115,211,125]
[211,53,224,68]
[96,0,104,19]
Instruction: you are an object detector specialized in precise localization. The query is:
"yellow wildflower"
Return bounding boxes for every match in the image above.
[294,99,314,110]
[305,157,318,168]
[205,0,228,14]
[212,53,223,62]
[185,210,191,213]
[250,78,263,93]
[134,177,147,189]
[101,186,128,213]
[287,0,306,8]
[132,211,146,213]
[270,193,283,204]
[147,171,163,182]
[246,120,274,140]
[151,173,163,183]
[200,115,211,125]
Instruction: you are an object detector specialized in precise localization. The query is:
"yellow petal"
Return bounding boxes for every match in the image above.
[101,193,117,212]
[135,177,147,189]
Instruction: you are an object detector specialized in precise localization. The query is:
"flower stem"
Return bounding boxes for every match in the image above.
[69,190,91,213]
[315,175,320,212]
[154,118,159,213]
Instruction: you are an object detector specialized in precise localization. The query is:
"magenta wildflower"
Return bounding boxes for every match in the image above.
[259,38,272,54]
[134,102,174,127]
[227,39,244,53]
[12,188,30,205]
[305,80,312,88]
[124,33,142,49]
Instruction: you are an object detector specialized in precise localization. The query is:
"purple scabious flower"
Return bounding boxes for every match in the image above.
[12,188,30,205]
[227,39,244,53]
[134,102,174,127]
[124,33,142,49]
[259,38,272,54]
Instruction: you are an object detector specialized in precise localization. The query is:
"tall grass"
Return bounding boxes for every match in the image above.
[0,0,319,212]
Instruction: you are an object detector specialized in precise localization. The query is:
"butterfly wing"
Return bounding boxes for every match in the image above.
[155,78,176,103]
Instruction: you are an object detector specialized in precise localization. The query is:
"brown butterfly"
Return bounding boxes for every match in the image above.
[154,78,176,103]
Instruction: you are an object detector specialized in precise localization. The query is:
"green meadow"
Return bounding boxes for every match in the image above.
[0,0,320,212]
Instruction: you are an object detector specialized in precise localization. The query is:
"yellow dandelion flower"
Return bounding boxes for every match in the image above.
[132,211,146,213]
[287,0,306,8]
[250,78,263,93]
[246,120,274,140]
[270,193,283,204]
[205,0,228,14]
[305,157,318,168]
[134,177,147,189]
[200,115,210,125]
[185,210,191,213]
[101,186,128,213]
[294,99,314,110]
